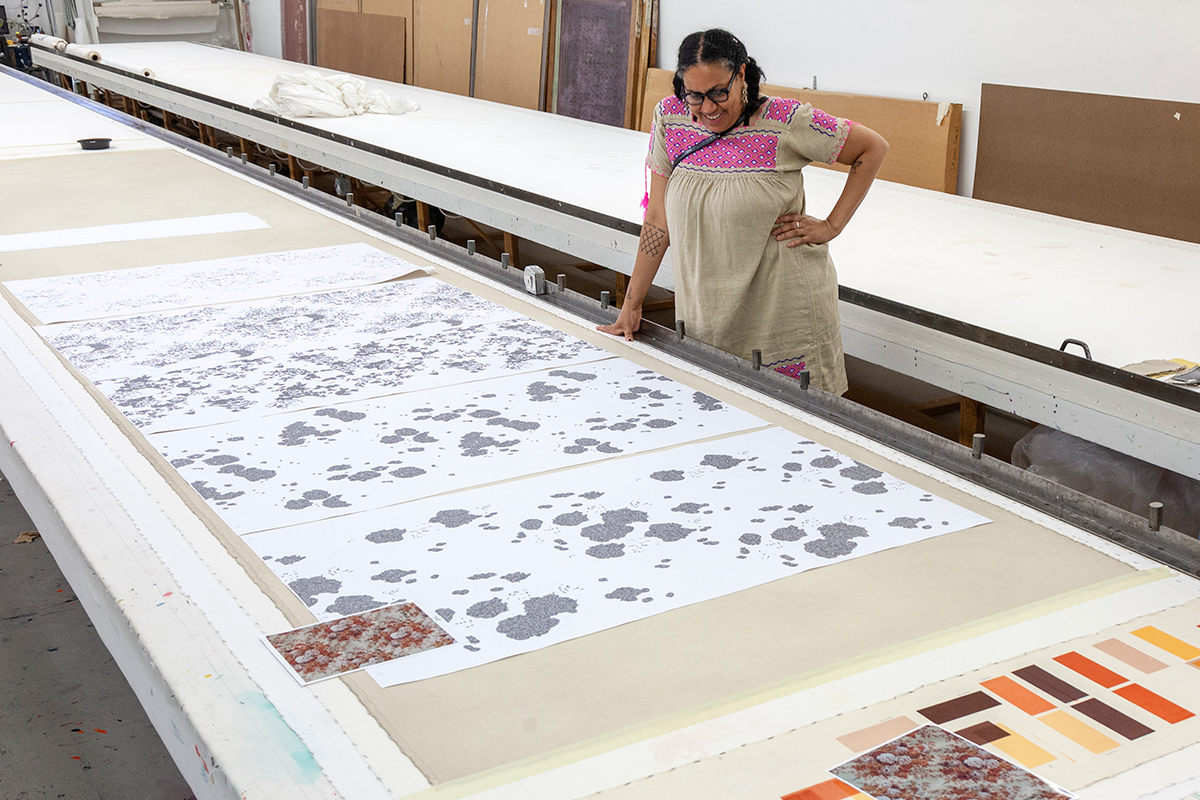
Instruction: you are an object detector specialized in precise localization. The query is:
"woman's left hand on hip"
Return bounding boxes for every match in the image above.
[772,214,837,247]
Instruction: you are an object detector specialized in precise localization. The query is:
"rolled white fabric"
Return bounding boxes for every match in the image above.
[63,43,101,62]
[30,33,69,51]
[100,56,155,78]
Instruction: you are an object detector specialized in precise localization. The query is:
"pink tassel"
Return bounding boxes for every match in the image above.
[639,165,650,219]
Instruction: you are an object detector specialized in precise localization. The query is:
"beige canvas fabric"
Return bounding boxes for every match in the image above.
[649,96,853,394]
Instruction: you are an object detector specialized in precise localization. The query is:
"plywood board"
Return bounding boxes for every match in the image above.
[639,67,962,194]
[317,0,359,12]
[315,8,406,84]
[360,0,413,83]
[974,84,1200,245]
[554,0,635,127]
[413,0,472,95]
[473,0,546,110]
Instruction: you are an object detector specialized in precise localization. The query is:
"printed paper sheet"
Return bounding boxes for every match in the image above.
[7,243,427,323]
[246,427,990,685]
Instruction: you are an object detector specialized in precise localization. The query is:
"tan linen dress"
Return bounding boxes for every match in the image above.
[648,94,852,394]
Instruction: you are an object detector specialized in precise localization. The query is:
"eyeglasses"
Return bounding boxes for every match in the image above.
[681,73,736,107]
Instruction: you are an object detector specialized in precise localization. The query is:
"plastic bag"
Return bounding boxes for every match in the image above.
[253,72,419,118]
[1012,426,1200,537]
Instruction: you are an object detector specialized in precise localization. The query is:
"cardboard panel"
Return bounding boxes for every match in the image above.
[974,84,1200,245]
[413,0,473,96]
[315,9,406,84]
[473,0,546,110]
[639,67,961,194]
[317,0,360,12]
[361,0,412,83]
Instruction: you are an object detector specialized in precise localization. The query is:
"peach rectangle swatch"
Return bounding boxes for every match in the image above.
[1093,638,1168,673]
[836,716,918,753]
[981,676,1055,715]
[991,724,1056,769]
[1039,710,1119,754]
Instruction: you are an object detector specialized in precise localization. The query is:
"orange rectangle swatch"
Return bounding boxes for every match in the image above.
[835,716,917,753]
[990,723,1056,768]
[782,778,864,800]
[1093,638,1168,673]
[981,675,1055,715]
[1040,710,1120,754]
[1114,684,1195,724]
[1131,626,1200,661]
[1054,651,1127,688]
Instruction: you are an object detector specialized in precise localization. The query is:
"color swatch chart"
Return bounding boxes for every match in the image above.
[781,601,1200,798]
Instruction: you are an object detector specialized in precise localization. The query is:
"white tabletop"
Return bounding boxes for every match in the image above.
[0,72,170,159]
[19,45,1200,369]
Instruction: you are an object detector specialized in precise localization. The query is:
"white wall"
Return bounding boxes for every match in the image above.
[248,0,282,58]
[658,1,1200,196]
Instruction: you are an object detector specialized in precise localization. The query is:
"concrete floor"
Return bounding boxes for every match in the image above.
[0,470,193,800]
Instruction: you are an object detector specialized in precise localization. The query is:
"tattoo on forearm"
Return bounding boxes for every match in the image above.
[639,222,667,258]
[850,159,863,174]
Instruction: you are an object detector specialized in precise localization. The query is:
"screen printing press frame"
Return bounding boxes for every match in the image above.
[28,41,1200,488]
[5,66,1200,800]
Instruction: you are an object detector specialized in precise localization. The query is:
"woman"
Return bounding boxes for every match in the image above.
[598,29,888,395]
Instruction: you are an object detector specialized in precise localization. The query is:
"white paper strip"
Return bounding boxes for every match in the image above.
[153,358,765,534]
[0,212,269,253]
[8,243,427,323]
[245,427,990,686]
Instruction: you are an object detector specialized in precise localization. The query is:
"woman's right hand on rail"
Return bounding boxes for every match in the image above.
[598,304,643,342]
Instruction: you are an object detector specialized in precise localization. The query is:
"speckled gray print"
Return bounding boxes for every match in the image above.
[37,277,519,381]
[9,243,424,324]
[154,358,763,534]
[245,427,990,686]
[92,318,611,433]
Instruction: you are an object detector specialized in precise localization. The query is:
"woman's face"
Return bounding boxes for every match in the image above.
[680,62,746,132]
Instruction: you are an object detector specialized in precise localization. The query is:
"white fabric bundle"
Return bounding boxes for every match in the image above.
[252,72,419,118]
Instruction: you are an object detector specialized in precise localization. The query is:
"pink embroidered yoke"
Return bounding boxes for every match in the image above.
[647,96,852,394]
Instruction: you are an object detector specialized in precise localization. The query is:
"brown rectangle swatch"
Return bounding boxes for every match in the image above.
[955,721,1010,746]
[1072,698,1154,740]
[1013,665,1087,703]
[917,691,1000,724]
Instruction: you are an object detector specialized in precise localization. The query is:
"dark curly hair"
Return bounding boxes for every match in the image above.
[673,29,766,114]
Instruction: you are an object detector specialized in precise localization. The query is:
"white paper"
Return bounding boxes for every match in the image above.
[39,278,520,381]
[153,358,766,534]
[244,427,991,686]
[7,243,428,323]
[0,212,269,253]
[94,317,612,433]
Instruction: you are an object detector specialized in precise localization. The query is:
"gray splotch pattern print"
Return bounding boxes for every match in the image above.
[9,243,423,324]
[248,428,989,686]
[156,359,762,533]
[38,278,519,381]
[93,318,610,433]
